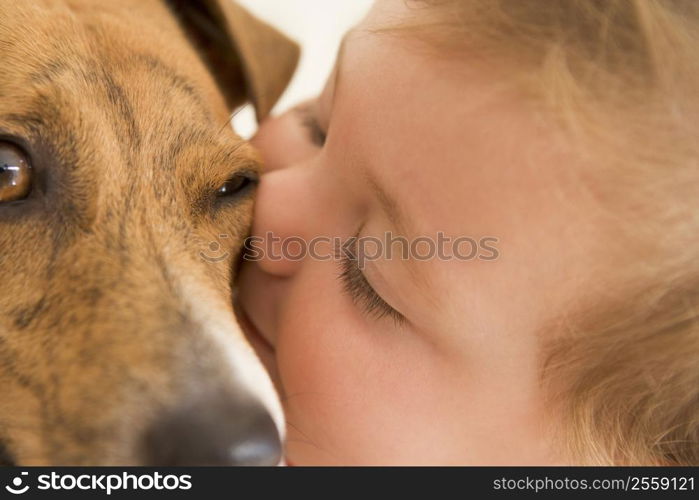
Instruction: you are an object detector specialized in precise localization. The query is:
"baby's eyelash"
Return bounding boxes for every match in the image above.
[337,252,406,326]
[295,105,327,147]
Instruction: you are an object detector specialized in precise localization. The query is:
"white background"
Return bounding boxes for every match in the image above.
[233,0,374,137]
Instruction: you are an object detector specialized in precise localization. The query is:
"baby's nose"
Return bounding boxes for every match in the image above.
[250,167,325,278]
[142,392,282,466]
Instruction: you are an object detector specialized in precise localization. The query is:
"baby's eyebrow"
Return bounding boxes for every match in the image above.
[364,170,409,237]
[363,170,435,294]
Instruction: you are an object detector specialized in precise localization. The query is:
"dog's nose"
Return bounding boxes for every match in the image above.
[143,393,282,466]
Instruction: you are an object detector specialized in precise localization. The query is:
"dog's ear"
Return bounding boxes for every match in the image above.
[167,0,300,121]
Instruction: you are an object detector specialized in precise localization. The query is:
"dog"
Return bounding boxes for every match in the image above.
[0,0,298,465]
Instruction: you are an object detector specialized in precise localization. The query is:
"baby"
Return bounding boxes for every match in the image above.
[237,0,699,465]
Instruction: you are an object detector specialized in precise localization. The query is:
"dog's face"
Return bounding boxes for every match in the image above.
[0,0,298,465]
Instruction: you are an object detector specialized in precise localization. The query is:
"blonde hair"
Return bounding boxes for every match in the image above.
[396,0,699,465]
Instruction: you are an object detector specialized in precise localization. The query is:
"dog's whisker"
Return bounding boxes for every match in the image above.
[283,420,337,459]
[284,420,310,438]
[281,391,328,403]
[283,438,319,449]
[218,103,252,138]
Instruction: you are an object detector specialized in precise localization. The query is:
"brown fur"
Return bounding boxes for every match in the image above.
[0,0,297,465]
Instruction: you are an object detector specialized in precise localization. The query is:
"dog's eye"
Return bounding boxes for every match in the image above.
[0,141,33,203]
[216,173,257,199]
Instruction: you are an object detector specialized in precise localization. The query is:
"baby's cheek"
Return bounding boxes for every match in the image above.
[276,308,456,464]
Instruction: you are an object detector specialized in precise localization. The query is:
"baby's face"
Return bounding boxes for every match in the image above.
[237,0,611,464]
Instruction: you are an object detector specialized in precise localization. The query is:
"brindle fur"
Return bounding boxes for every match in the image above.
[0,0,297,465]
